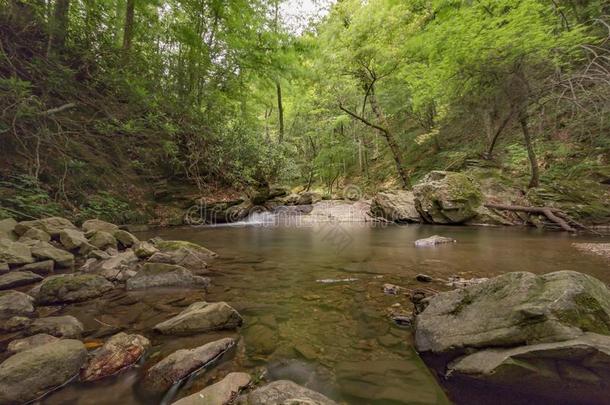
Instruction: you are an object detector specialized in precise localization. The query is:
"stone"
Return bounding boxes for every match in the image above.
[154,301,243,335]
[390,312,414,328]
[134,241,159,259]
[59,228,89,250]
[82,219,119,234]
[173,372,251,405]
[415,271,610,354]
[0,290,35,320]
[141,338,236,395]
[0,238,34,265]
[0,339,87,404]
[2,316,31,332]
[383,283,402,295]
[81,332,150,382]
[297,191,322,205]
[0,218,18,240]
[416,274,433,282]
[82,250,138,281]
[15,259,55,275]
[244,324,277,355]
[371,190,421,222]
[414,235,456,247]
[413,171,483,224]
[126,263,210,290]
[7,334,59,353]
[14,217,78,238]
[113,230,139,248]
[148,249,209,272]
[88,249,110,260]
[27,315,84,338]
[31,241,75,268]
[0,271,42,290]
[156,240,217,260]
[36,274,113,304]
[0,262,7,274]
[239,380,337,405]
[88,231,118,250]
[19,227,51,243]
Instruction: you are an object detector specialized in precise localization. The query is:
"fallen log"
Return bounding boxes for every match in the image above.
[484,203,576,233]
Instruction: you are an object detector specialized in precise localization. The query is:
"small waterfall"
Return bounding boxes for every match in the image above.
[244,211,277,225]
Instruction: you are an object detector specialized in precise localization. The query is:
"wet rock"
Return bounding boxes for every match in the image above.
[31,241,75,268]
[0,271,43,290]
[59,228,89,250]
[126,263,210,290]
[27,315,84,338]
[154,301,243,335]
[173,372,251,405]
[81,332,150,382]
[134,241,159,259]
[416,274,433,283]
[83,250,138,281]
[14,217,78,238]
[413,171,483,224]
[244,324,277,355]
[445,275,488,289]
[415,271,610,354]
[0,339,87,404]
[113,230,139,248]
[82,219,119,234]
[383,283,402,295]
[88,249,110,260]
[573,243,610,260]
[2,316,31,332]
[148,249,209,272]
[0,262,7,274]
[0,290,35,320]
[88,231,118,250]
[0,218,18,240]
[390,312,414,328]
[141,337,236,395]
[371,190,421,222]
[238,380,336,405]
[19,227,51,243]
[156,240,217,260]
[7,333,59,353]
[0,238,34,265]
[414,235,456,247]
[15,259,55,275]
[36,274,113,304]
[298,191,322,206]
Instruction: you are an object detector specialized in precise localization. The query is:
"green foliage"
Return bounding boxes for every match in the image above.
[0,175,62,220]
[77,192,137,224]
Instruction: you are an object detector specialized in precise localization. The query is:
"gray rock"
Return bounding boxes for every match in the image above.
[14,217,78,238]
[414,235,456,247]
[36,274,113,304]
[148,249,209,272]
[31,241,75,268]
[126,263,210,290]
[141,337,236,395]
[413,171,483,224]
[416,274,433,282]
[27,315,84,338]
[19,227,51,243]
[0,262,7,274]
[154,301,243,335]
[371,190,421,222]
[2,316,32,332]
[415,271,610,354]
[238,380,337,405]
[0,339,87,404]
[0,290,35,319]
[7,333,59,353]
[113,230,139,248]
[0,271,42,290]
[81,332,150,381]
[82,219,119,234]
[0,218,18,240]
[173,372,251,405]
[0,238,34,265]
[88,231,118,250]
[156,240,217,260]
[15,259,55,275]
[134,241,159,259]
[88,249,110,260]
[82,250,138,281]
[59,228,89,250]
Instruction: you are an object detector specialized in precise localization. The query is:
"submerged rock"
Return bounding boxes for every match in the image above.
[141,337,236,395]
[156,240,217,260]
[0,271,43,290]
[14,217,78,238]
[0,339,87,404]
[27,315,84,338]
[31,241,75,268]
[7,333,59,353]
[0,238,34,265]
[36,274,113,304]
[414,235,456,247]
[154,301,243,335]
[371,190,421,222]
[148,249,209,272]
[413,171,482,224]
[238,380,337,404]
[81,332,150,382]
[0,290,35,320]
[173,372,251,405]
[126,263,210,290]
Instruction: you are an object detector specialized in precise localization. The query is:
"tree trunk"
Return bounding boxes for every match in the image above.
[276,80,285,142]
[122,0,135,59]
[485,108,514,159]
[47,0,71,57]
[519,111,540,188]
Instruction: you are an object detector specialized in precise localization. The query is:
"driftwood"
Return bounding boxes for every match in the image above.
[485,203,583,233]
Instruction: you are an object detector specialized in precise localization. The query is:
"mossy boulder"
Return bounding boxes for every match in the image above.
[0,238,34,265]
[156,240,217,259]
[153,301,243,335]
[82,219,119,234]
[27,315,84,338]
[31,241,75,268]
[125,263,209,290]
[19,227,51,243]
[0,218,18,241]
[413,171,483,224]
[371,190,421,223]
[59,228,89,250]
[0,271,42,290]
[113,230,139,248]
[14,217,78,238]
[87,231,118,250]
[36,274,113,304]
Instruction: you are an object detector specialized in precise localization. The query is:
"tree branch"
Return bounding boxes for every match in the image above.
[339,103,389,135]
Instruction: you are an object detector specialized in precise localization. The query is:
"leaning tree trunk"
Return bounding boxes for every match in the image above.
[519,110,540,188]
[276,80,285,142]
[47,0,71,57]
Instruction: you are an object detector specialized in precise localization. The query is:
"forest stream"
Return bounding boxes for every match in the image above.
[33,222,609,405]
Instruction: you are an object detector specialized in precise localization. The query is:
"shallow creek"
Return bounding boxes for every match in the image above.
[33,223,610,404]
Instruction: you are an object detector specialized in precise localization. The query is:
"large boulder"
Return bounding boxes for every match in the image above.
[59,228,89,250]
[19,227,51,243]
[7,334,59,353]
[141,337,236,395]
[0,339,87,404]
[87,231,118,250]
[82,250,138,281]
[238,380,337,404]
[27,315,84,338]
[0,238,34,265]
[81,332,150,382]
[14,217,78,238]
[155,240,217,263]
[82,219,119,234]
[35,274,113,304]
[15,259,55,275]
[0,271,42,290]
[173,372,251,405]
[371,190,421,222]
[126,263,210,290]
[0,290,35,320]
[31,241,75,268]
[148,249,209,272]
[0,218,18,240]
[113,230,139,248]
[134,241,159,259]
[413,171,483,224]
[154,301,243,335]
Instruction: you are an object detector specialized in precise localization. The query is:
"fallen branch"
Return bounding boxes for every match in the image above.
[484,203,576,233]
[40,102,76,116]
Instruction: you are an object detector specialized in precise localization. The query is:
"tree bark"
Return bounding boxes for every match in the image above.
[122,0,135,59]
[519,111,540,188]
[47,0,71,57]
[484,204,575,232]
[276,80,285,142]
[485,108,514,159]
